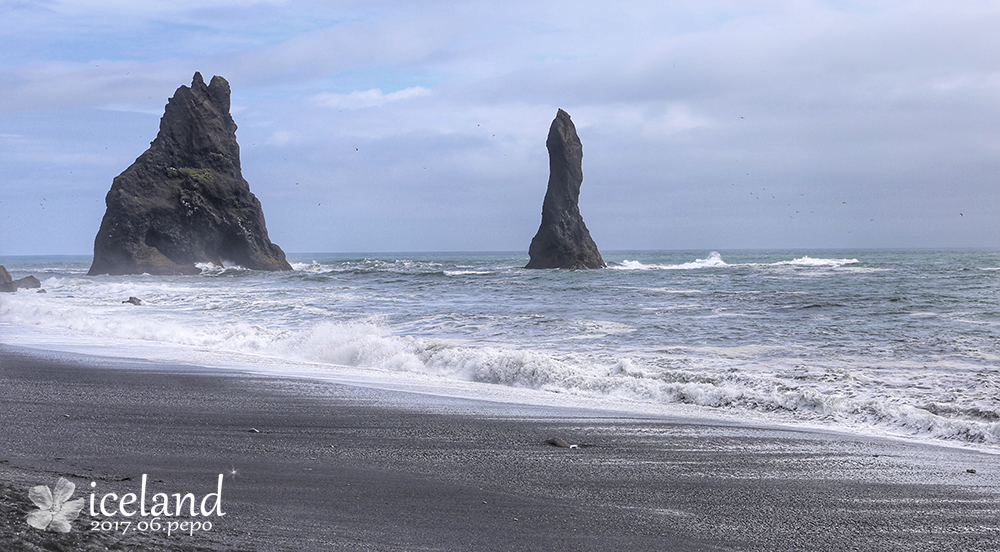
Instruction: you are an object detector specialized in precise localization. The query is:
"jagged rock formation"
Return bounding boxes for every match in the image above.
[88,72,291,276]
[0,267,40,292]
[525,109,605,269]
[14,275,40,289]
[0,266,13,292]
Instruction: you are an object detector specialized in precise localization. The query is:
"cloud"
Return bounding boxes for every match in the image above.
[0,60,193,113]
[0,3,454,112]
[312,86,431,110]
[5,1,1000,253]
[265,130,296,146]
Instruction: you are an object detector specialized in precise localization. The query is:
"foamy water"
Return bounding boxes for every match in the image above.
[2,250,1000,449]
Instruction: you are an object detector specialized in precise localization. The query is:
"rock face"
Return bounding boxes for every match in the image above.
[525,109,605,269]
[13,275,41,289]
[0,266,14,292]
[0,267,40,292]
[88,72,292,276]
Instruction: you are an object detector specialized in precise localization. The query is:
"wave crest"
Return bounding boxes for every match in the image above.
[770,256,858,268]
[614,252,727,270]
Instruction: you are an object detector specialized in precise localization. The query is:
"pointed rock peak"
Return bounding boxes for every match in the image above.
[549,109,579,136]
[176,72,229,114]
[547,108,579,152]
[88,74,291,276]
[207,75,231,113]
[525,109,605,270]
[209,74,228,89]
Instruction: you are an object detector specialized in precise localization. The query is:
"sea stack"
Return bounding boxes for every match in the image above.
[525,109,605,269]
[88,72,291,276]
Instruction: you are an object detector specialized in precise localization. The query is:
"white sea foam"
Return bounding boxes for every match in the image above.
[769,256,859,268]
[193,260,250,272]
[290,261,337,273]
[614,251,727,270]
[613,253,859,271]
[3,287,999,448]
[194,262,222,273]
[4,250,1000,450]
[270,332,1000,446]
[290,259,449,275]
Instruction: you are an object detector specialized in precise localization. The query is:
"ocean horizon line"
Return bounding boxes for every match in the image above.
[4,245,1000,261]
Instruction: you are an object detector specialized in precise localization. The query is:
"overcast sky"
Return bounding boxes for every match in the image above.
[2,0,999,255]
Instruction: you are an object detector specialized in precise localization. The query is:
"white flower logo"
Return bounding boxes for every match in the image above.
[26,477,85,533]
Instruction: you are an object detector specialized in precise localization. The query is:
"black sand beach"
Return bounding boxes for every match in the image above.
[1,344,998,551]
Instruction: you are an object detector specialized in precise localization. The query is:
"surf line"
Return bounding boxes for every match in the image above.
[89,474,225,518]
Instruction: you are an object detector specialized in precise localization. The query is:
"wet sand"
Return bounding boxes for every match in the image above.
[1,344,998,551]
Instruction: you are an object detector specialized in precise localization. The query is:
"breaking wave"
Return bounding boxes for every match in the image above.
[4,249,1000,450]
[770,256,859,268]
[614,251,728,270]
[612,253,859,271]
[2,287,997,447]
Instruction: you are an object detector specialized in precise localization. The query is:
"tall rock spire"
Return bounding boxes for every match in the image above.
[88,73,291,275]
[525,109,605,269]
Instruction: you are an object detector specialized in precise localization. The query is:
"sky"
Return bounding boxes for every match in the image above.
[2,0,999,255]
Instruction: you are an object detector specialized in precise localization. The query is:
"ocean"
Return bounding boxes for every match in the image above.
[2,250,999,450]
